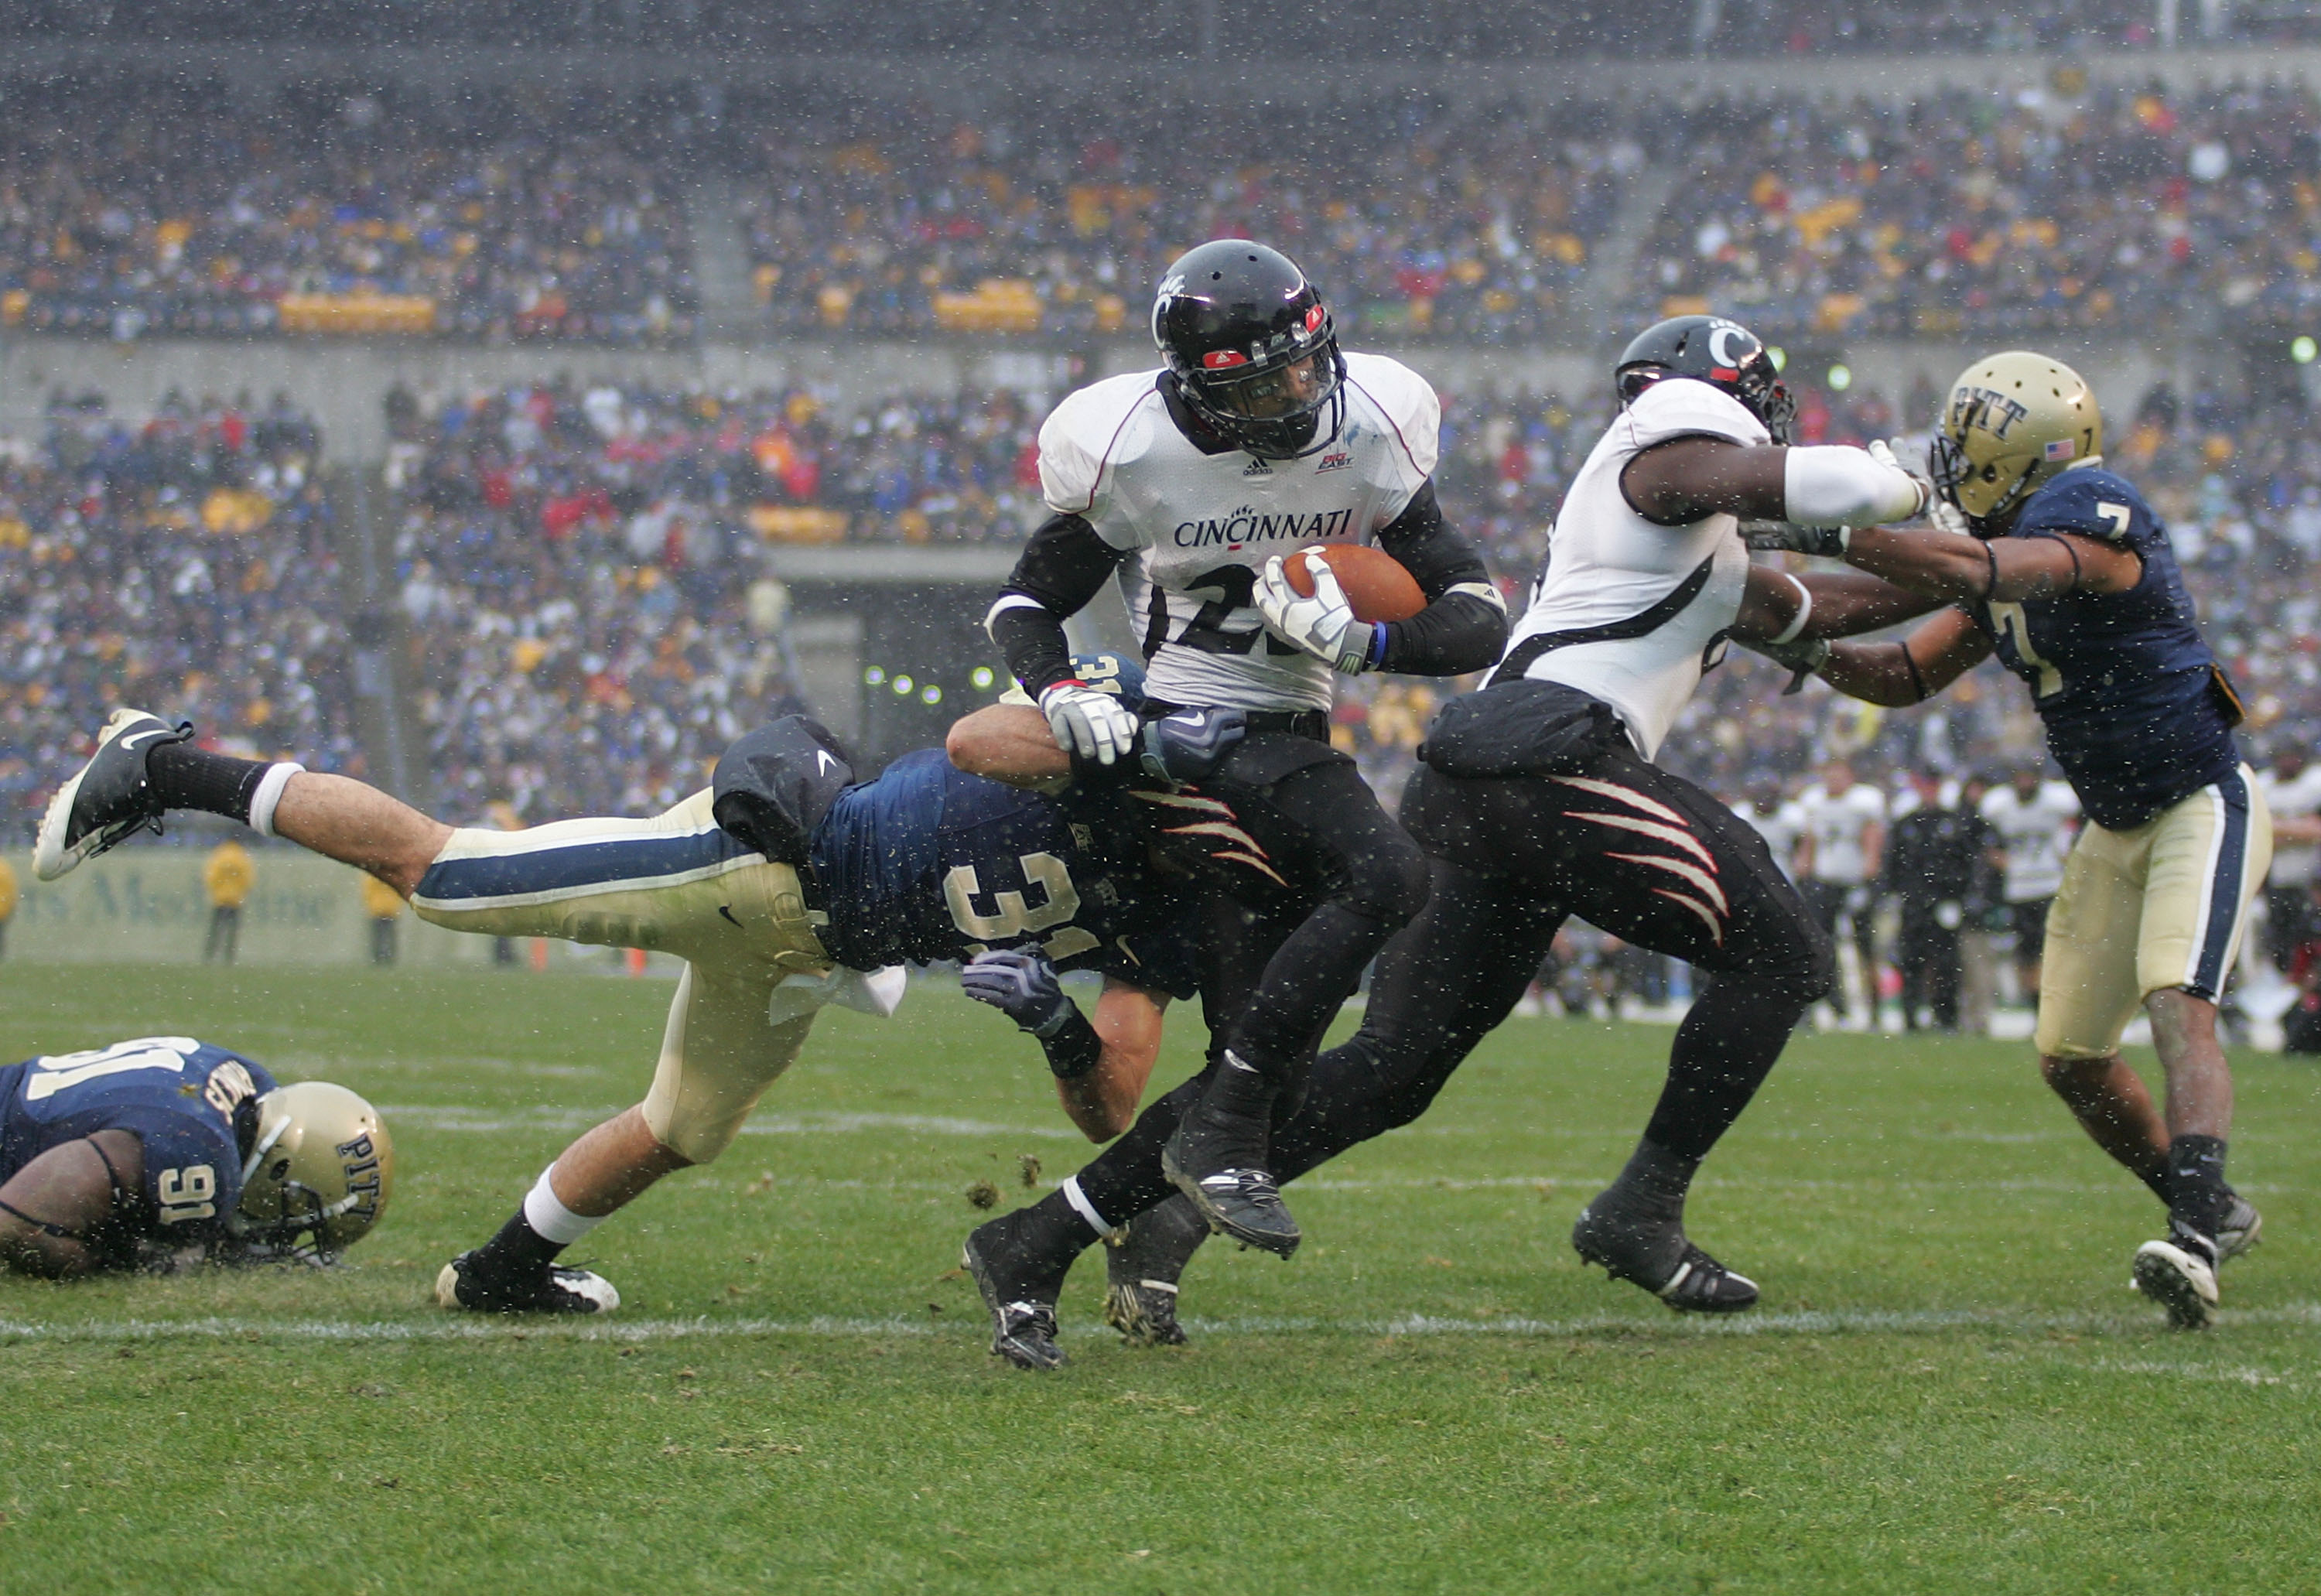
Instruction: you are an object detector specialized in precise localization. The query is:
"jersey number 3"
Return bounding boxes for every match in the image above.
[944,853,1101,961]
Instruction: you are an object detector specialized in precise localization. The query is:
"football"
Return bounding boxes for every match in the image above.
[1282,542,1427,624]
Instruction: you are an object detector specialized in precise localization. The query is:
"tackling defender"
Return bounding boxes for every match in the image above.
[961,315,1947,1362]
[1753,351,2267,1328]
[1,1036,388,1277]
[983,238,1508,1258]
[36,660,1235,1314]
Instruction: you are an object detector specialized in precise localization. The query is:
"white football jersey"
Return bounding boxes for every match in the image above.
[1733,798,1805,880]
[1037,352,1439,713]
[1499,378,1761,761]
[1979,780,2080,902]
[1797,781,1888,885]
[2258,763,2321,886]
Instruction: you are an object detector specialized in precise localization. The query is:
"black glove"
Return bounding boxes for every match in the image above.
[960,948,1073,1035]
[1742,521,1852,558]
[1140,706,1246,786]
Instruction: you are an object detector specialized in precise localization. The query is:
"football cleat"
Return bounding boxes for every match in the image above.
[1160,1082,1301,1259]
[1571,1201,1759,1314]
[435,1251,620,1315]
[1102,1196,1209,1347]
[36,709,194,880]
[962,1218,1068,1371]
[2217,1194,2261,1263]
[2132,1234,2220,1330]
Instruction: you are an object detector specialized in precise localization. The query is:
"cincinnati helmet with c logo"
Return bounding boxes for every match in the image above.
[1613,314,1795,444]
[1930,350,2103,534]
[1152,239,1346,460]
[234,1081,393,1261]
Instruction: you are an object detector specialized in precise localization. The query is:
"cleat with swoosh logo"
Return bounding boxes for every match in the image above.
[34,709,193,880]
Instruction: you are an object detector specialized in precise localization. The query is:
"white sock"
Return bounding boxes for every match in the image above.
[1061,1175,1110,1236]
[248,761,306,837]
[522,1164,603,1246]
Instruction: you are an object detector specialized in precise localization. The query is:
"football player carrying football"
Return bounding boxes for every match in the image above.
[1752,352,2268,1328]
[35,659,1232,1315]
[959,316,1942,1361]
[0,1036,388,1277]
[980,239,1509,1277]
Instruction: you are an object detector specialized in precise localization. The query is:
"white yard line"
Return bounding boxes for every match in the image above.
[6,1303,2320,1346]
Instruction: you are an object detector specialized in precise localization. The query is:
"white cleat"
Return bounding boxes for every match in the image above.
[2131,1238,2219,1330]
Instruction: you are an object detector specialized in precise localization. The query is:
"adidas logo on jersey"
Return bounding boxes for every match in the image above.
[1242,459,1273,477]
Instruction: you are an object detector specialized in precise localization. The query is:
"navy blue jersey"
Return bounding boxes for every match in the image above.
[808,750,1200,997]
[1964,469,2242,830]
[0,1038,275,1246]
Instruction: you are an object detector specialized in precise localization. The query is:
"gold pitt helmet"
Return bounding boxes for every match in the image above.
[1930,350,2103,531]
[236,1082,393,1260]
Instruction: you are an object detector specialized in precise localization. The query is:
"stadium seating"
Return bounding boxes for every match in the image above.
[0,391,358,829]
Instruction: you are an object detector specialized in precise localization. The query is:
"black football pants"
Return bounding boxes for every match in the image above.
[1269,743,1836,1182]
[1072,748,1429,1225]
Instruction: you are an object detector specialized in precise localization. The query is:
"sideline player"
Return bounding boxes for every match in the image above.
[1,1036,388,1277]
[959,314,1947,1362]
[34,662,1231,1314]
[1755,351,2268,1327]
[1979,757,2080,1005]
[1795,757,1887,1026]
[983,239,1508,1257]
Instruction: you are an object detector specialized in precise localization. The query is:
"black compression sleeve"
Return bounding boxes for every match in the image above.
[1039,1006,1104,1079]
[986,512,1130,696]
[1372,481,1509,675]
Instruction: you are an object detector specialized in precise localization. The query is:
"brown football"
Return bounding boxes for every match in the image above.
[1282,543,1427,624]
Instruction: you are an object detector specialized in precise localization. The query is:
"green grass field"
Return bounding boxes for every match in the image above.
[2,964,2317,1593]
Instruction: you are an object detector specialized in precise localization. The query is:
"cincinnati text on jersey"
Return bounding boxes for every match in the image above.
[1171,505,1358,549]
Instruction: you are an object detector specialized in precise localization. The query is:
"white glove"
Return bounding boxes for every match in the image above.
[1038,679,1140,765]
[1867,439,1935,521]
[1255,551,1379,675]
[1930,497,1974,539]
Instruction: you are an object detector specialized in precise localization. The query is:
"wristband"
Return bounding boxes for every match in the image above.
[1768,572,1813,646]
[1037,1006,1103,1080]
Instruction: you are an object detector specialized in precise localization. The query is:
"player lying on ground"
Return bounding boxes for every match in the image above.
[986,239,1508,1259]
[34,660,1239,1314]
[0,1036,388,1278]
[1751,350,2267,1328]
[956,316,1958,1365]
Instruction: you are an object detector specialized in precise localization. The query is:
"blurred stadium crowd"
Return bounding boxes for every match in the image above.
[8,364,2321,833]
[8,77,2321,343]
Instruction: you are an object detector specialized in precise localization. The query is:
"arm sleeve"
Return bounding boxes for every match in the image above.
[1782,445,1926,527]
[983,512,1132,697]
[1371,480,1510,675]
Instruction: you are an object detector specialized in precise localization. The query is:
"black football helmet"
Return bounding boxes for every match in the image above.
[1614,315,1795,445]
[1153,240,1345,459]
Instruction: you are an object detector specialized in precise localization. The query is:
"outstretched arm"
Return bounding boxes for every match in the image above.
[1622,436,1928,528]
[946,704,1072,791]
[1841,522,2139,604]
[1732,564,1948,648]
[1808,607,1996,706]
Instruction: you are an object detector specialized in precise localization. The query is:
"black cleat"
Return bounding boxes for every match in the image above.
[962,1214,1069,1370]
[35,708,193,881]
[1160,1065,1301,1259]
[1102,1196,1208,1347]
[435,1251,620,1314]
[1572,1201,1759,1314]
